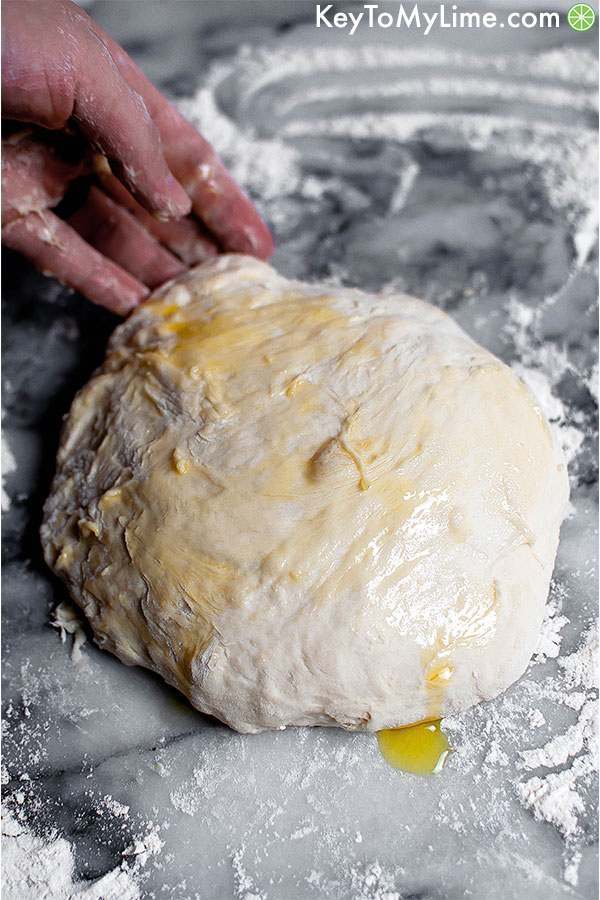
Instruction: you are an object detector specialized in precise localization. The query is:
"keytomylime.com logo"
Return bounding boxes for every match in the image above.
[567,3,596,30]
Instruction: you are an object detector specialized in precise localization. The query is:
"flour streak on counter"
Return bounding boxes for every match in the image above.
[180,44,597,244]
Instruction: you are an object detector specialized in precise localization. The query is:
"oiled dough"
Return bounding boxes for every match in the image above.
[41,255,568,733]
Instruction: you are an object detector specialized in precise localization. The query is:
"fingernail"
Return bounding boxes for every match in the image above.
[226,224,275,260]
[159,175,192,219]
[117,284,150,316]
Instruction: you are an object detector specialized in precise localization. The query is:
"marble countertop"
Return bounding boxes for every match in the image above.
[2,3,598,898]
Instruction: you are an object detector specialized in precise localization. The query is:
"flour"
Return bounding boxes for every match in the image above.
[1,809,145,900]
[519,699,597,771]
[532,592,570,663]
[446,622,598,886]
[123,830,165,867]
[560,625,599,689]
[179,87,299,201]
[1,425,16,512]
[100,797,131,820]
[232,849,266,900]
[350,861,402,900]
[181,45,597,249]
[2,791,165,899]
[290,824,318,840]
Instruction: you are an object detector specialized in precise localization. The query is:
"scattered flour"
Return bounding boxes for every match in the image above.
[446,622,599,886]
[1,426,17,512]
[350,861,402,900]
[181,45,597,263]
[1,809,148,900]
[231,849,266,900]
[519,699,597,772]
[532,592,570,663]
[123,830,165,868]
[100,797,131,820]
[560,625,599,692]
[179,87,299,202]
[289,824,318,840]
[529,709,546,729]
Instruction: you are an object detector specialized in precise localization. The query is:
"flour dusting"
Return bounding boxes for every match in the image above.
[1,426,16,512]
[1,808,163,900]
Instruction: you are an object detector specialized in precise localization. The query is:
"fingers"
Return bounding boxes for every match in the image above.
[1,128,91,227]
[95,168,218,266]
[101,37,274,259]
[1,210,149,315]
[3,0,274,273]
[172,126,275,259]
[67,186,185,289]
[1,126,208,310]
[2,0,190,222]
[71,51,191,222]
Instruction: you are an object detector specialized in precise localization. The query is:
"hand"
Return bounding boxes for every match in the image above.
[1,0,274,315]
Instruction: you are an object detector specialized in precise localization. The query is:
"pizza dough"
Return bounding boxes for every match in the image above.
[41,254,569,733]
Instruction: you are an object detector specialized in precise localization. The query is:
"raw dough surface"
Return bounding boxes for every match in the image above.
[41,255,569,732]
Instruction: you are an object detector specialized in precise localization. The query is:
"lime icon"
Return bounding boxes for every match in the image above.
[567,3,596,30]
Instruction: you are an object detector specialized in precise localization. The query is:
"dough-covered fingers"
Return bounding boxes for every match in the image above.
[2,0,190,222]
[172,124,275,259]
[102,36,274,258]
[1,210,149,314]
[1,128,91,228]
[2,0,273,319]
[71,59,191,222]
[96,169,218,266]
[67,186,185,289]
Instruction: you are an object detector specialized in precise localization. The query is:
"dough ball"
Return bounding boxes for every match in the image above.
[41,255,568,733]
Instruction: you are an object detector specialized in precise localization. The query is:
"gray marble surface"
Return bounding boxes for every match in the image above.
[2,3,598,899]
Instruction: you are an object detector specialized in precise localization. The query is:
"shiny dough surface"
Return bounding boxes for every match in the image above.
[41,254,569,733]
